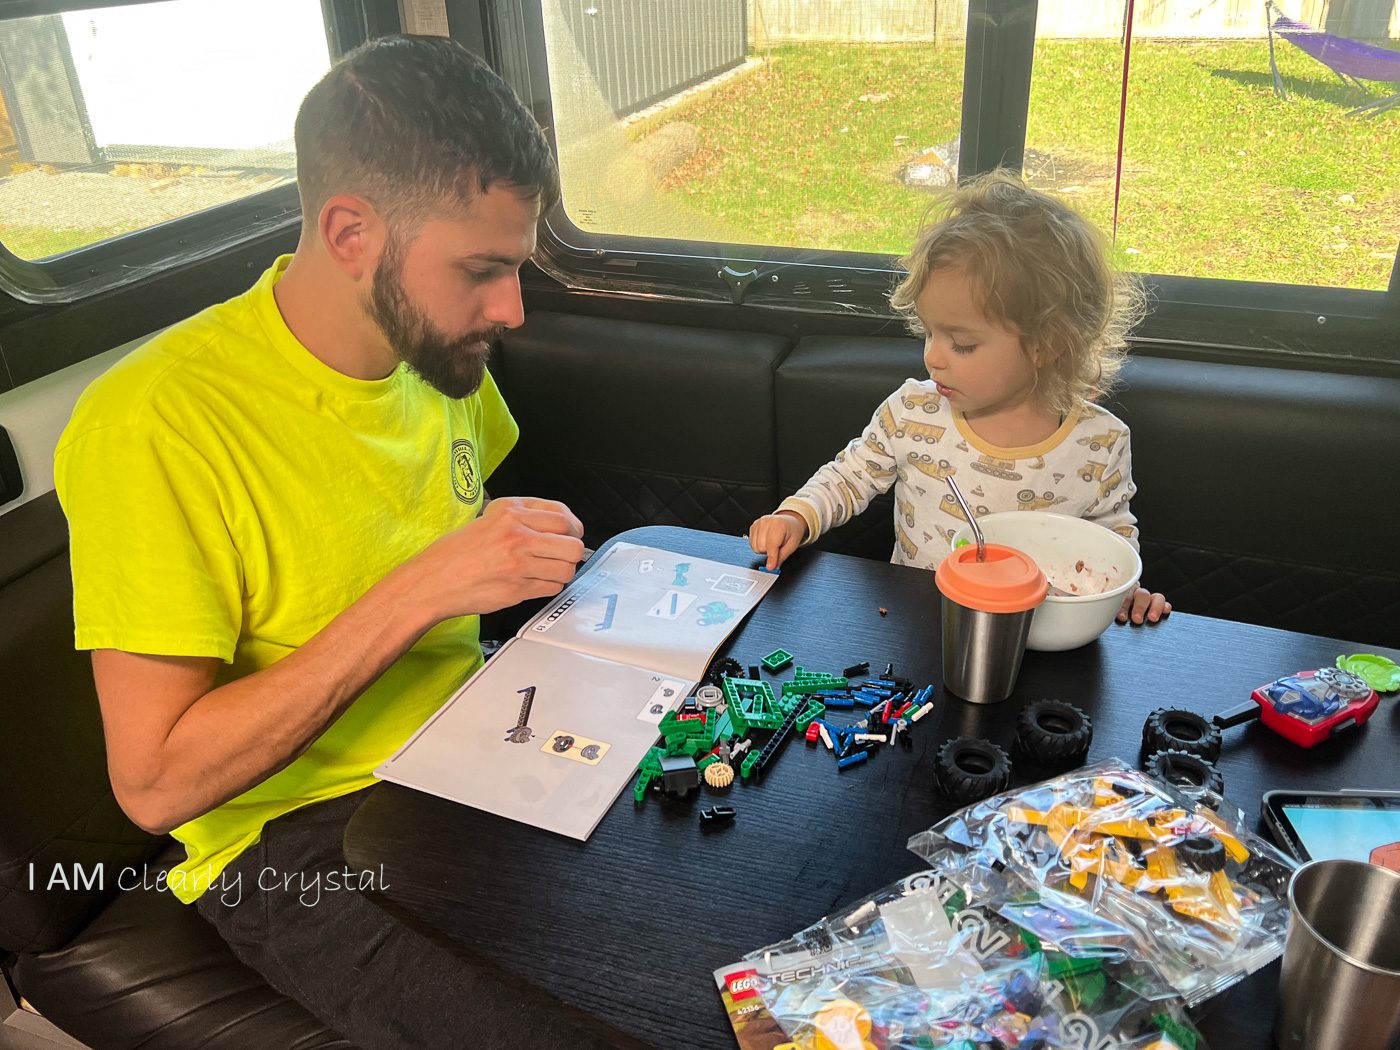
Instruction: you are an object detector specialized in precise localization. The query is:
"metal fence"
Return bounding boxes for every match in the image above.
[749,0,1398,42]
[554,0,748,117]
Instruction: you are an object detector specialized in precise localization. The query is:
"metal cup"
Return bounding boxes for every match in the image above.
[940,597,1036,704]
[1275,858,1400,1050]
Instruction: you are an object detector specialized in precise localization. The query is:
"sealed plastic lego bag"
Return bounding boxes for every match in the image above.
[738,868,1205,1050]
[908,759,1296,1007]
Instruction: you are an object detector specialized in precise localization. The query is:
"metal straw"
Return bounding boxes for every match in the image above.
[944,476,985,562]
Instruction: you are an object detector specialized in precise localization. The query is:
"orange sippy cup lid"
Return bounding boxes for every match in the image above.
[935,543,1047,614]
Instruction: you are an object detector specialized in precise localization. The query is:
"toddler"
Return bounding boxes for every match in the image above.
[749,170,1170,625]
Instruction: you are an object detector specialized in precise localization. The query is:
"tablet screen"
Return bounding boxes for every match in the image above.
[1282,799,1400,870]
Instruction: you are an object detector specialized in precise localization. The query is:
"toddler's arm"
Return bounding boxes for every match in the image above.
[747,390,904,569]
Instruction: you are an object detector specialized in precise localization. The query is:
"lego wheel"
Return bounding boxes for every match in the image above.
[1237,856,1291,899]
[935,737,1012,805]
[1143,748,1225,798]
[1015,700,1093,768]
[1142,707,1222,763]
[1178,835,1228,873]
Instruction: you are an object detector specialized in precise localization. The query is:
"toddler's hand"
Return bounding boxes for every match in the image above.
[748,511,807,571]
[1116,587,1171,625]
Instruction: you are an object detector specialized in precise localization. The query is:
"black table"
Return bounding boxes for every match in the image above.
[345,526,1400,1050]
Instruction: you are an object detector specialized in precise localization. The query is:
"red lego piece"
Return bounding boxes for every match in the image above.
[805,722,821,745]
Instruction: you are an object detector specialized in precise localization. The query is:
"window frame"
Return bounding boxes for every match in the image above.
[0,0,401,304]
[491,0,1400,364]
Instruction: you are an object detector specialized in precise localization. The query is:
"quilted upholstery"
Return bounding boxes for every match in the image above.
[493,311,791,547]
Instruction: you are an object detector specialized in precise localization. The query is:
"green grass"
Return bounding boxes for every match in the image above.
[620,39,1398,290]
[0,223,129,261]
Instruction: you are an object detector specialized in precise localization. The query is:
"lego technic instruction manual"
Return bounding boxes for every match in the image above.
[376,542,776,839]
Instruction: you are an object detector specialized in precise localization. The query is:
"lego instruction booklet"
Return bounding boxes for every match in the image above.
[375,542,776,839]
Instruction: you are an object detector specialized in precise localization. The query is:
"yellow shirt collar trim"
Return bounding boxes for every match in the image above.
[952,407,1080,459]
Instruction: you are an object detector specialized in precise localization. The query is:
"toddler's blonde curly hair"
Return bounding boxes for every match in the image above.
[890,169,1146,416]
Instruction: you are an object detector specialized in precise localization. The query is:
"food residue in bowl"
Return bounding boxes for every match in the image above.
[1042,558,1122,596]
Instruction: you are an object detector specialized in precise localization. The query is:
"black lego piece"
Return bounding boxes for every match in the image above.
[658,755,700,800]
[748,664,761,681]
[842,661,870,677]
[934,737,1012,805]
[1178,835,1228,873]
[1142,707,1222,763]
[1143,748,1225,799]
[750,703,801,778]
[699,805,737,829]
[1015,699,1094,769]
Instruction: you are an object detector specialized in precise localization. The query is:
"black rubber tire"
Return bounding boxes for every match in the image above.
[1015,700,1093,768]
[1178,834,1228,873]
[935,737,1012,805]
[1143,748,1225,798]
[1237,856,1291,899]
[1142,707,1222,763]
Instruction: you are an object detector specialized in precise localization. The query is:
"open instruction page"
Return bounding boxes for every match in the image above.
[374,541,776,839]
[518,541,775,680]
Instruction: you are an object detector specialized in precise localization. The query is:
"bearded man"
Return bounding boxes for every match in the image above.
[55,35,607,1049]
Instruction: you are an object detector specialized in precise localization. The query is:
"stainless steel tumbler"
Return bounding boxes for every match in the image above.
[1275,858,1400,1050]
[935,543,1047,704]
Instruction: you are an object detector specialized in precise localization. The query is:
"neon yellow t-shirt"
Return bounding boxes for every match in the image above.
[54,255,518,903]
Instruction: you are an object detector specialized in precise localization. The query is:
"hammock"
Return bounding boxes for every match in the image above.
[1267,1,1400,116]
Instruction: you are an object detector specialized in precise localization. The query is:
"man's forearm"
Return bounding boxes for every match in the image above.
[137,558,439,832]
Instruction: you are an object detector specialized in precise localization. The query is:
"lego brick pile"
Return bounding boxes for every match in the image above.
[632,651,937,818]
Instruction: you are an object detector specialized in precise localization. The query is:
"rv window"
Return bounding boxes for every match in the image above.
[1023,7,1398,293]
[0,0,331,301]
[541,0,966,257]
[510,0,1398,361]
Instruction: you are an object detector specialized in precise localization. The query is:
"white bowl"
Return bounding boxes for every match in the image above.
[949,512,1141,651]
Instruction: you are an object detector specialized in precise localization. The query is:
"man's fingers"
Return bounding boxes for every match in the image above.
[519,532,587,574]
[494,498,585,537]
[506,507,586,538]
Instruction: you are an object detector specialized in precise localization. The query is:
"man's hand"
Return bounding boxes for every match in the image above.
[1116,586,1171,625]
[748,511,807,571]
[411,496,586,618]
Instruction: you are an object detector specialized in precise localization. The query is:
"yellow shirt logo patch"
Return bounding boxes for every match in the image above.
[452,438,481,504]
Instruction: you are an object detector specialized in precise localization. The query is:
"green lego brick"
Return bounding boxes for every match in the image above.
[1046,952,1103,981]
[710,708,735,745]
[722,677,786,729]
[1149,1014,1198,1050]
[632,747,666,802]
[761,648,794,672]
[740,748,762,778]
[783,667,849,696]
[795,697,826,731]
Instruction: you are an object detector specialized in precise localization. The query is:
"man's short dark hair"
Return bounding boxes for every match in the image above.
[295,35,559,229]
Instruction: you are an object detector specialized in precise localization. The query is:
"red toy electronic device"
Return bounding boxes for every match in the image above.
[1213,667,1379,748]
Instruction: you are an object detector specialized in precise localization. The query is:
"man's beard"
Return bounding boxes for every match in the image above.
[368,242,502,399]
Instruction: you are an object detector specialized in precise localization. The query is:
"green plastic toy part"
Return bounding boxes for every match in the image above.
[1336,653,1400,692]
[761,648,794,672]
